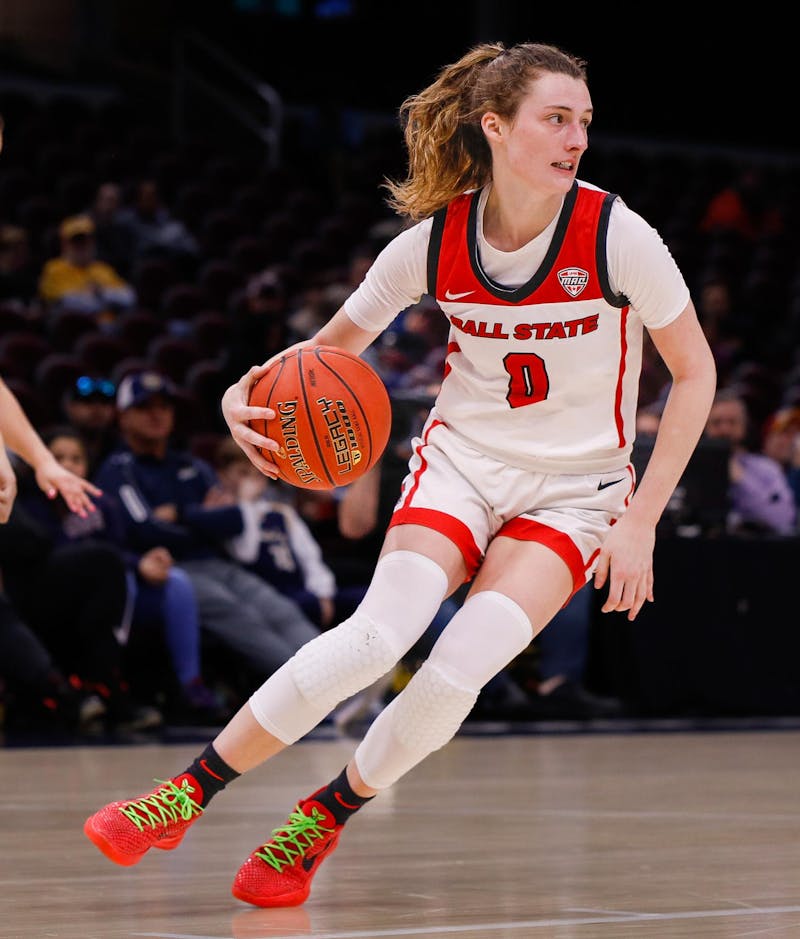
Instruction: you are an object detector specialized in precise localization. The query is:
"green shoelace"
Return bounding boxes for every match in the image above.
[255,805,334,872]
[119,778,203,831]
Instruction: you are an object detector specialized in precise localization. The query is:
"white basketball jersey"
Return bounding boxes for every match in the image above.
[427,181,642,474]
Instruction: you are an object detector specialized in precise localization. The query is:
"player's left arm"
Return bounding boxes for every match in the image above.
[594,301,717,620]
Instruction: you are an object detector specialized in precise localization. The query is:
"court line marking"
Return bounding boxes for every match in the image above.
[133,903,800,938]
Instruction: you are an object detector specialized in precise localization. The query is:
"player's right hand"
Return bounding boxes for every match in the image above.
[220,363,280,478]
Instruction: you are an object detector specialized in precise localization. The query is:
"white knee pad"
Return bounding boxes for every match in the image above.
[354,590,532,789]
[354,660,478,790]
[248,550,448,744]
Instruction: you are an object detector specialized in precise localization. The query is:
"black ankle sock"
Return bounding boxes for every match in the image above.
[182,743,240,808]
[312,766,374,825]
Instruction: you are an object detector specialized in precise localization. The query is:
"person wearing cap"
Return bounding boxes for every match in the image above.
[37,214,136,325]
[60,375,121,475]
[93,370,322,689]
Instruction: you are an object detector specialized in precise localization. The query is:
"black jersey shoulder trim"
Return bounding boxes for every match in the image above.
[426,206,448,297]
[597,192,629,309]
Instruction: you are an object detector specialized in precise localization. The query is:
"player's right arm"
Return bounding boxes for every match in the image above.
[220,312,383,477]
[221,222,429,474]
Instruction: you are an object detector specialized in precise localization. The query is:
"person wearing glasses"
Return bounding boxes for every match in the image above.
[60,375,121,474]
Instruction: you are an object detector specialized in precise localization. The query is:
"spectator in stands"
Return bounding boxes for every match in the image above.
[0,224,38,306]
[0,387,159,734]
[117,178,199,267]
[699,167,783,240]
[59,374,120,475]
[38,215,136,327]
[210,436,367,629]
[0,355,111,733]
[93,370,322,687]
[0,374,99,522]
[761,404,800,515]
[704,387,797,535]
[88,181,137,279]
[388,297,450,396]
[0,495,161,733]
[19,425,225,724]
[287,279,351,342]
[0,589,97,733]
[226,268,292,383]
[0,120,96,523]
[695,273,745,386]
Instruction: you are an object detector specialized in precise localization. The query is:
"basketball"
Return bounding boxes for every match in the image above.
[248,345,392,490]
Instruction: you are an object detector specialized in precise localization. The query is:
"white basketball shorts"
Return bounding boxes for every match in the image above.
[387,416,635,595]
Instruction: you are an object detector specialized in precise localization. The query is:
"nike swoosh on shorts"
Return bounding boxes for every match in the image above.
[597,478,625,491]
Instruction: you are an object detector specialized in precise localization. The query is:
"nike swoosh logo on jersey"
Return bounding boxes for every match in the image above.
[444,289,475,300]
[597,478,625,491]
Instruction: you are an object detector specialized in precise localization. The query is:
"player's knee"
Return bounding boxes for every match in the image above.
[393,659,478,749]
[427,590,533,688]
[289,610,398,713]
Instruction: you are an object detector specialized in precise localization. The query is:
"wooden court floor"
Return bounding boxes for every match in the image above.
[1,729,799,938]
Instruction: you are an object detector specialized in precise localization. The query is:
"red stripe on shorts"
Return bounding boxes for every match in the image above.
[388,506,482,580]
[396,419,444,511]
[497,517,587,595]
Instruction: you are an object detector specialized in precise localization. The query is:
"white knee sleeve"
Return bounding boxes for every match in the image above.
[248,551,448,743]
[354,590,532,789]
[427,590,533,688]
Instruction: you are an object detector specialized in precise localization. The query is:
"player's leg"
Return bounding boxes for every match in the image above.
[351,537,573,790]
[232,539,572,905]
[83,525,465,876]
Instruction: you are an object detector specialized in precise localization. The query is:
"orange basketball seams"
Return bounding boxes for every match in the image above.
[249,345,392,490]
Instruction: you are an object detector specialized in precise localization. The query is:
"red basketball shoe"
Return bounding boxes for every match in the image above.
[83,773,203,866]
[232,797,343,907]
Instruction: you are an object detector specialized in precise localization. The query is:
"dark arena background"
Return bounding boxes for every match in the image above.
[1,4,800,938]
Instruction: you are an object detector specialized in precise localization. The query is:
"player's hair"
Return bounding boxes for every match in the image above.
[384,41,588,222]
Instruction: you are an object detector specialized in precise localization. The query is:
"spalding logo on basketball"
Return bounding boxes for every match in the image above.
[248,345,392,490]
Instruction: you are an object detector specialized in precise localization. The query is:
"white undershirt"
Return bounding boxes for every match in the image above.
[345,180,689,333]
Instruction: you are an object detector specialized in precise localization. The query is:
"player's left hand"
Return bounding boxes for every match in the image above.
[593,512,655,621]
[35,458,101,519]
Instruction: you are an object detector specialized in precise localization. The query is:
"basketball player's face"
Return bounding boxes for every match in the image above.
[496,73,592,195]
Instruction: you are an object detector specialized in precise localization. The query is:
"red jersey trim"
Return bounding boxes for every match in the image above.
[428,182,628,308]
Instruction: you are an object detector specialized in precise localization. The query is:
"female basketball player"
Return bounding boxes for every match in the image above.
[84,41,717,908]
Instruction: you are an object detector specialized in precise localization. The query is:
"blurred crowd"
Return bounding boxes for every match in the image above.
[1,89,799,738]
